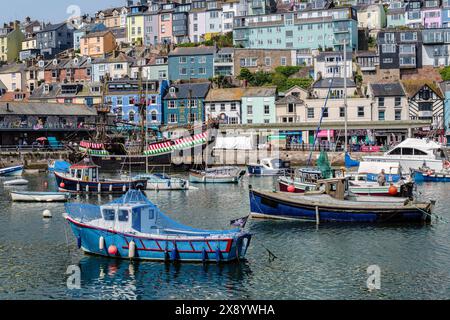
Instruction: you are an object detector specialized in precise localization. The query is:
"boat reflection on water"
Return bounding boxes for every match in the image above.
[76,255,253,299]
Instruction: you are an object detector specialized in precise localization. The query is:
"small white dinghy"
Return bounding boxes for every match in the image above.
[10,191,71,202]
[3,179,29,186]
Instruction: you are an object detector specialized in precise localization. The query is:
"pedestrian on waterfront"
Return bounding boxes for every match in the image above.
[377,169,386,186]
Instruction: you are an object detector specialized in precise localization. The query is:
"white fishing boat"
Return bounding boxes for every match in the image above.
[190,167,246,184]
[363,138,448,172]
[133,173,190,190]
[247,158,291,176]
[10,191,71,202]
[3,179,29,186]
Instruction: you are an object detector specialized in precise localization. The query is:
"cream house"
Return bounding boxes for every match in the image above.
[357,4,387,31]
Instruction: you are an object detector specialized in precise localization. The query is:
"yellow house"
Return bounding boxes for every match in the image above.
[0,23,25,63]
[80,30,116,57]
[21,37,37,50]
[126,12,145,46]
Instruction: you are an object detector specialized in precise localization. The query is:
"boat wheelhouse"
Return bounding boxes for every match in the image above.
[65,190,252,262]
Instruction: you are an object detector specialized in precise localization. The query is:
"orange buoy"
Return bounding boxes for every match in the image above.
[108,245,118,256]
[59,182,65,188]
[287,185,296,193]
[388,185,398,196]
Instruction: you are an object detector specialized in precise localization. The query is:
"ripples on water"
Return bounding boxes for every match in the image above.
[1,173,450,300]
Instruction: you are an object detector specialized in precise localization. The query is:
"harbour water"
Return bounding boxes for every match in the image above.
[1,172,450,300]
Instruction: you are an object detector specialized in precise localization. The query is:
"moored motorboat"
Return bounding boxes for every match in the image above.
[10,191,71,202]
[133,173,190,190]
[189,167,246,184]
[250,177,434,223]
[3,179,29,186]
[247,158,291,176]
[412,168,450,182]
[0,165,24,177]
[54,159,147,194]
[363,138,448,172]
[64,190,252,262]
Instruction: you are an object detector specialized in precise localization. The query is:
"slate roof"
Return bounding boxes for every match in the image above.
[242,86,277,97]
[40,22,67,32]
[370,83,405,97]
[0,102,97,116]
[168,46,216,56]
[164,83,210,100]
[205,88,245,102]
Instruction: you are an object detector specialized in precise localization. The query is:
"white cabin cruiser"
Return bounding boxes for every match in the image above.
[363,138,448,172]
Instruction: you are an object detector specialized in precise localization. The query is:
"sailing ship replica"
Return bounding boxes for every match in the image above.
[73,74,217,172]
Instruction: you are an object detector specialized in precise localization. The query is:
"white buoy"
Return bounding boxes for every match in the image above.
[43,209,52,218]
[128,241,136,258]
[99,236,105,250]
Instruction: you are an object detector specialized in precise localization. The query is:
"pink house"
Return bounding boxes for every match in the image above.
[159,11,173,44]
[422,3,442,28]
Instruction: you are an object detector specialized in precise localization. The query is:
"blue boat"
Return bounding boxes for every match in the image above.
[64,190,252,262]
[0,165,24,177]
[345,152,360,168]
[249,178,433,223]
[54,160,147,194]
[413,169,450,182]
[48,160,71,173]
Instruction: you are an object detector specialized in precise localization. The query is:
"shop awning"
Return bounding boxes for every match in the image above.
[317,130,334,138]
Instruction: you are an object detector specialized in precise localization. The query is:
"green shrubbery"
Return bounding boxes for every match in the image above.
[238,67,312,92]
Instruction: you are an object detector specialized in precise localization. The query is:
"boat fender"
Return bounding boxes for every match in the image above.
[108,245,118,256]
[77,236,82,249]
[59,182,65,189]
[215,248,222,263]
[86,185,89,193]
[123,185,127,192]
[128,241,136,259]
[170,248,179,262]
[76,183,80,192]
[99,236,105,251]
[202,249,208,263]
[98,183,101,193]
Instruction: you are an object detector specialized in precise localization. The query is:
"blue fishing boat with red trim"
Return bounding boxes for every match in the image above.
[64,190,252,263]
[54,159,147,194]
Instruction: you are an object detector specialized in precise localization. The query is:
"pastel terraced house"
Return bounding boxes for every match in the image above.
[80,30,116,57]
[421,0,442,28]
[127,4,147,46]
[0,22,25,63]
[241,87,277,124]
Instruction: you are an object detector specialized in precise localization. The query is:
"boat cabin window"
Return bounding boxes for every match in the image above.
[414,149,427,156]
[103,208,115,221]
[76,170,82,179]
[388,148,401,155]
[402,148,414,155]
[118,209,129,222]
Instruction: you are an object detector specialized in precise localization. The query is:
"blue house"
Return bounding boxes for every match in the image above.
[106,79,169,127]
[163,83,210,125]
[443,1,450,28]
[168,46,216,81]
